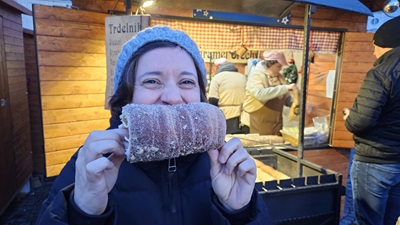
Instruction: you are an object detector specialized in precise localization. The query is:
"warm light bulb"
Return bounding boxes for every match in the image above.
[142,0,154,8]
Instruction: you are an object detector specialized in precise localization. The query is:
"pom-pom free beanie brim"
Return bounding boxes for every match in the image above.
[373,16,400,48]
[215,62,238,74]
[113,26,206,93]
[263,51,288,66]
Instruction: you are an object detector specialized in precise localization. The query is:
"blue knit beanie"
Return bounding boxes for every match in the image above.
[113,26,206,93]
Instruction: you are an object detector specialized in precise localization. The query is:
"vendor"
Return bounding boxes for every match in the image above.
[208,58,248,134]
[242,51,298,135]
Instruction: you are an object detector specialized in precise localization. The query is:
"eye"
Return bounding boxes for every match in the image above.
[144,79,159,84]
[179,78,197,89]
[181,79,195,85]
[142,79,162,89]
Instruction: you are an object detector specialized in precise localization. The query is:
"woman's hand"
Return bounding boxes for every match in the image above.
[286,83,297,91]
[74,129,128,215]
[208,138,256,211]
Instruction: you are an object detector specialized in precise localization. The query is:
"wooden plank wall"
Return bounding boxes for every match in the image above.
[331,32,374,148]
[33,5,110,177]
[73,0,128,14]
[24,29,45,175]
[0,0,32,213]
[1,1,33,188]
[0,11,16,215]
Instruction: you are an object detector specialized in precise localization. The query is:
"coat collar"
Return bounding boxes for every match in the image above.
[374,46,400,67]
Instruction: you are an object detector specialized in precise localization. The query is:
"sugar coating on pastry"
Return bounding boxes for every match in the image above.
[119,102,226,163]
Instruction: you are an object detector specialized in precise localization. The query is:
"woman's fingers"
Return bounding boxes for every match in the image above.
[111,128,129,140]
[223,148,247,175]
[236,157,256,179]
[82,129,128,161]
[218,137,242,164]
[224,148,256,179]
[208,149,222,177]
[88,140,124,155]
[209,138,255,177]
[209,138,256,211]
[86,129,127,143]
[73,129,130,215]
[86,157,115,176]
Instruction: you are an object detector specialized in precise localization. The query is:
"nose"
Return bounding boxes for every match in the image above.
[160,83,184,105]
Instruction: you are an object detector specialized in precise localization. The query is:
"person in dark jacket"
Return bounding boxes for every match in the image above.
[35,26,271,225]
[343,16,400,225]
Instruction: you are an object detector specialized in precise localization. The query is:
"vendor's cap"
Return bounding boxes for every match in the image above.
[215,62,238,74]
[373,16,400,48]
[263,51,288,66]
[214,58,227,66]
[114,26,206,93]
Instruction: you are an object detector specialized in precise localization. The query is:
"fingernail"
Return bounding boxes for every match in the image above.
[219,155,225,163]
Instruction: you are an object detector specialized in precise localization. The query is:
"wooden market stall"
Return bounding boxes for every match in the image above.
[0,0,33,215]
[30,0,376,177]
[28,2,376,223]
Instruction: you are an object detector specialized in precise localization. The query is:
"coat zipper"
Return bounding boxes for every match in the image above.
[167,158,178,224]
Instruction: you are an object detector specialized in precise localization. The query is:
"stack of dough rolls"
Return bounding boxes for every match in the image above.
[225,134,285,147]
[253,158,290,184]
[119,102,226,163]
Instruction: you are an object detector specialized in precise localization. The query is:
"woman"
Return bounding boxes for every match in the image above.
[35,26,271,225]
[243,51,297,135]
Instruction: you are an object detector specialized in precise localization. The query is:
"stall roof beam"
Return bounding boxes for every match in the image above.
[153,0,372,18]
[292,0,373,16]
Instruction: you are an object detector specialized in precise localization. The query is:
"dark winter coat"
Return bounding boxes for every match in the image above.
[35,125,271,225]
[345,46,400,164]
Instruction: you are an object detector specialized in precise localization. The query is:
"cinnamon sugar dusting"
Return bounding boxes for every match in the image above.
[120,102,226,163]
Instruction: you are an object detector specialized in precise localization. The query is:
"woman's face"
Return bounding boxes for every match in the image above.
[268,62,283,75]
[132,47,201,105]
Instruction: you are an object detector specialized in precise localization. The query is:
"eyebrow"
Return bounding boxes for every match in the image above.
[137,71,162,78]
[137,71,197,78]
[180,71,197,77]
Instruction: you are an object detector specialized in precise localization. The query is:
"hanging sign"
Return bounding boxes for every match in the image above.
[200,49,262,63]
[104,15,150,108]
